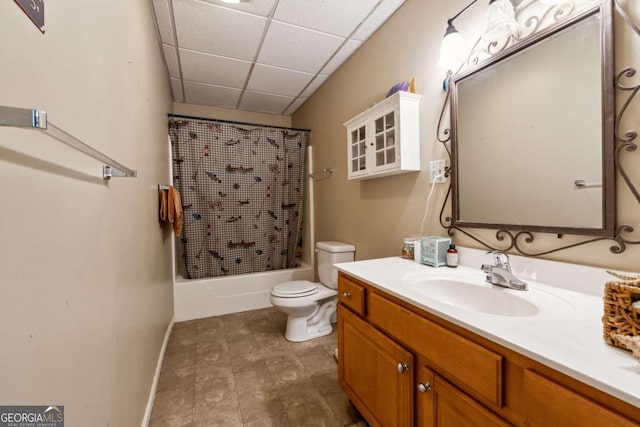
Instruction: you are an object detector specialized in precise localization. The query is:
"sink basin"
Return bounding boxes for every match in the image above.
[406,276,540,317]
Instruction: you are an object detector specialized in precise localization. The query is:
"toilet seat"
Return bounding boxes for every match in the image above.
[271,281,319,298]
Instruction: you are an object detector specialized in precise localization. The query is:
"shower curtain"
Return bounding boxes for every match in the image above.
[169,117,308,279]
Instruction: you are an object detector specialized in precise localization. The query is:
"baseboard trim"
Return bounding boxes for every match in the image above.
[141,315,174,426]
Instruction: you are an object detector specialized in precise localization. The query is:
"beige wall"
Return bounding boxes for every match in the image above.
[293,0,640,272]
[173,102,292,128]
[0,1,173,426]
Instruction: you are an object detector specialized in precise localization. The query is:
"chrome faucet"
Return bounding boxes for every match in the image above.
[481,251,528,291]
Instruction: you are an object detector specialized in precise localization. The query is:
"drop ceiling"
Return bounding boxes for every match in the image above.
[152,0,406,115]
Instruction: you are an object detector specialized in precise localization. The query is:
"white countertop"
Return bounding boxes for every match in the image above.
[335,256,640,409]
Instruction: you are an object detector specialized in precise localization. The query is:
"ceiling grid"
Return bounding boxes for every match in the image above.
[152,0,406,115]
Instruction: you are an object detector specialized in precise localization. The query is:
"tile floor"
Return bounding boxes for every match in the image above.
[149,307,366,427]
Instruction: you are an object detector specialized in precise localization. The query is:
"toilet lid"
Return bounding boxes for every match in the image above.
[272,281,319,298]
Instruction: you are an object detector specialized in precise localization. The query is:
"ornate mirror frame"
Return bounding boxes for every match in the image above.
[437,0,640,256]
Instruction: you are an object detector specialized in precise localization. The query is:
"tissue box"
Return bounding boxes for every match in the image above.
[420,236,451,267]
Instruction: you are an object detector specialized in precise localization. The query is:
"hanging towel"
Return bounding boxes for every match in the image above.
[159,189,168,221]
[168,186,175,223]
[169,185,184,235]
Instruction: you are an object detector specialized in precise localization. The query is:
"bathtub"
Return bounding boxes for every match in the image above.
[174,262,313,321]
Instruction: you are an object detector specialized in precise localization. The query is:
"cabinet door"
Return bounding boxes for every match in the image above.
[371,107,399,173]
[432,376,511,427]
[347,121,368,179]
[523,370,638,427]
[338,305,414,427]
[417,366,436,427]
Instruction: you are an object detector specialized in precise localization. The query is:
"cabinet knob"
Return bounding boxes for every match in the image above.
[417,382,432,393]
[342,292,351,298]
[397,362,409,374]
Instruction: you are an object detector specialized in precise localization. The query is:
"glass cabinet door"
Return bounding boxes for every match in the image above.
[349,124,367,174]
[373,110,397,169]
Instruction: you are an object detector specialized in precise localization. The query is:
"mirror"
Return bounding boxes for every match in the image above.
[450,2,614,236]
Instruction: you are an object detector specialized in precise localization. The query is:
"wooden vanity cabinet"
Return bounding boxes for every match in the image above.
[337,272,640,427]
[338,305,414,427]
[337,273,508,427]
[523,370,638,427]
[367,291,503,408]
[337,274,366,315]
[416,366,511,427]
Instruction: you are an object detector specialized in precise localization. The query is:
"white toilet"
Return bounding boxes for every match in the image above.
[270,241,355,342]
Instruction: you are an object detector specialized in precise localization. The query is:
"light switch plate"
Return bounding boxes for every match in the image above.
[429,159,446,184]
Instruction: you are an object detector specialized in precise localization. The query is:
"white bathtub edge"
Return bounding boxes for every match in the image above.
[174,264,314,321]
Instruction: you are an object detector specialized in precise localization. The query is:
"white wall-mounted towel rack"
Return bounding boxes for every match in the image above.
[309,167,333,179]
[0,106,137,180]
[574,179,603,189]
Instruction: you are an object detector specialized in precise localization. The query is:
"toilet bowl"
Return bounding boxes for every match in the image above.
[270,241,355,342]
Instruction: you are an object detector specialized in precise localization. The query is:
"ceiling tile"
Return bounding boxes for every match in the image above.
[154,0,403,112]
[300,75,328,98]
[171,78,184,102]
[258,21,344,74]
[152,0,175,45]
[247,64,314,97]
[183,81,242,108]
[239,91,294,114]
[194,0,276,17]
[173,0,267,60]
[283,97,307,115]
[273,0,378,37]
[163,44,180,78]
[352,0,406,41]
[180,49,251,88]
[321,39,362,75]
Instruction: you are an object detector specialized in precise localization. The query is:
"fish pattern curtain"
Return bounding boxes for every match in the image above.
[169,118,308,279]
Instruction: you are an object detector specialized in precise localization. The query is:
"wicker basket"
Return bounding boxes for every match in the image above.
[603,279,640,350]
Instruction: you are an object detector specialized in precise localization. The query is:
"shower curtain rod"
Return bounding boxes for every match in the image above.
[168,113,311,133]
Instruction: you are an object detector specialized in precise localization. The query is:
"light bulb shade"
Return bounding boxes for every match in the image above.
[438,24,466,71]
[483,0,518,42]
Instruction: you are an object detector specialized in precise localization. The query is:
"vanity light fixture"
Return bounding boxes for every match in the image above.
[438,0,518,71]
[438,0,478,71]
[483,0,518,42]
[437,19,467,71]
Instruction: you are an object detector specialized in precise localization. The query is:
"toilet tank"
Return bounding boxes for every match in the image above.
[316,241,356,289]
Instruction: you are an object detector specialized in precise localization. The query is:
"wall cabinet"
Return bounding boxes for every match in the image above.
[337,272,640,427]
[343,91,421,180]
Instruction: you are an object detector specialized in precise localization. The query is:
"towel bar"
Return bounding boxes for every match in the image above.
[0,105,137,180]
[309,167,333,179]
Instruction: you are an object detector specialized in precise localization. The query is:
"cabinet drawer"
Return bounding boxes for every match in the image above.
[338,274,366,316]
[368,292,503,407]
[523,370,638,427]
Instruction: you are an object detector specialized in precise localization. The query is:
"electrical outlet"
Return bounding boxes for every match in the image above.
[429,159,446,184]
